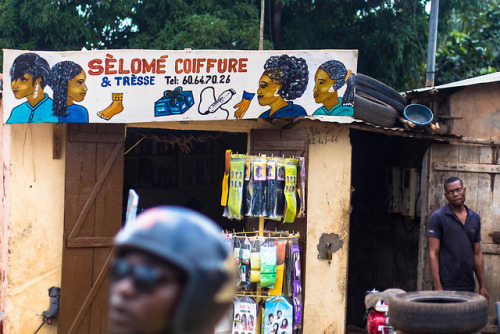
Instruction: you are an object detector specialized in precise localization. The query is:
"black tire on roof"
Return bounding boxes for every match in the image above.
[388,291,488,334]
[355,73,408,106]
[353,94,397,127]
[355,84,406,113]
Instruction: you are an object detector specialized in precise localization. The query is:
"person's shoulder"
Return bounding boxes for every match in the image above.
[431,205,449,217]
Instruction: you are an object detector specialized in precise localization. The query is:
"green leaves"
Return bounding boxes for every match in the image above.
[0,0,497,90]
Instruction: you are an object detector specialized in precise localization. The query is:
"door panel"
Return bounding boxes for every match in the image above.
[420,143,499,332]
[59,124,125,334]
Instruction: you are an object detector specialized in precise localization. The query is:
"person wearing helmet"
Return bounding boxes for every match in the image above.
[108,206,236,334]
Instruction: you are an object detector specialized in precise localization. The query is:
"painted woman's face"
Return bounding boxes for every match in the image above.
[67,70,87,103]
[257,74,282,106]
[11,73,37,99]
[313,68,337,104]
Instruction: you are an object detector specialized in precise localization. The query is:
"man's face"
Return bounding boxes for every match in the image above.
[108,251,185,334]
[444,180,466,208]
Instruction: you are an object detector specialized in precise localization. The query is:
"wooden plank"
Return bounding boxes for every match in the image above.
[68,250,115,334]
[458,145,479,212]
[433,162,500,173]
[482,243,500,255]
[53,124,62,159]
[66,237,114,248]
[67,142,123,246]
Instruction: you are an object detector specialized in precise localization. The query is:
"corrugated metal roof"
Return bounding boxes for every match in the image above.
[406,72,500,94]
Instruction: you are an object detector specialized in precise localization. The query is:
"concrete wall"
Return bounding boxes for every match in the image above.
[1,118,351,333]
[1,118,65,332]
[449,82,500,141]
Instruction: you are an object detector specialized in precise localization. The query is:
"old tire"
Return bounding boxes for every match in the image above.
[353,94,397,127]
[388,291,488,334]
[355,84,405,113]
[356,73,408,107]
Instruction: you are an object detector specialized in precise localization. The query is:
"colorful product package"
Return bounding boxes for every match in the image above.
[269,239,287,296]
[251,156,267,217]
[232,296,257,334]
[240,237,252,290]
[263,296,293,334]
[296,157,307,218]
[276,159,286,217]
[291,242,303,329]
[283,159,298,223]
[227,154,246,219]
[266,158,279,219]
[242,156,253,216]
[250,237,261,283]
[233,237,242,286]
[260,238,277,288]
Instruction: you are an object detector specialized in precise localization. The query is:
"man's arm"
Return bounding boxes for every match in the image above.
[473,242,489,300]
[428,236,443,290]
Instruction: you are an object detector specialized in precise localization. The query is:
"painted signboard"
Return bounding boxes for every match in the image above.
[2,49,357,124]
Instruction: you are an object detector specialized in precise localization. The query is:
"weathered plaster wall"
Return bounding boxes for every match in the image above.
[449,82,500,141]
[4,123,65,334]
[297,122,351,334]
[0,77,9,328]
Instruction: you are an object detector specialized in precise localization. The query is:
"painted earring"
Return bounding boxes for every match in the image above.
[328,85,335,93]
[274,89,280,97]
[34,83,40,99]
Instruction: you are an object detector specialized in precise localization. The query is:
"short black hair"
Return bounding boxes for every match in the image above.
[444,176,463,190]
[10,53,51,89]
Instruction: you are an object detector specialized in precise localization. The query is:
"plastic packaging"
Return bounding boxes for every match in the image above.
[251,156,267,217]
[269,239,287,296]
[242,156,252,216]
[232,296,257,334]
[263,296,293,334]
[239,237,252,290]
[260,238,277,288]
[291,240,303,329]
[276,159,286,217]
[227,154,246,219]
[233,237,242,286]
[283,159,298,223]
[266,158,279,219]
[250,237,261,283]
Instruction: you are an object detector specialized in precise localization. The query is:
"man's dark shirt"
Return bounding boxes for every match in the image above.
[428,204,481,292]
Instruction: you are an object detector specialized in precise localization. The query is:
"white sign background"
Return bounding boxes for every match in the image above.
[3,49,358,124]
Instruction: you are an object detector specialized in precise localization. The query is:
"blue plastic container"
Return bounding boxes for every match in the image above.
[403,104,434,126]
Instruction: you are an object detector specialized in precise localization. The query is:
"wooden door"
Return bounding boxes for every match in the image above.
[59,124,125,333]
[418,143,500,333]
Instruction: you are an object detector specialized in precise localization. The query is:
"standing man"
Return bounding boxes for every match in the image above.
[108,206,236,334]
[428,176,489,300]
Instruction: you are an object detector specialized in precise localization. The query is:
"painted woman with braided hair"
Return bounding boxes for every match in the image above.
[257,55,309,118]
[313,60,355,116]
[49,61,89,123]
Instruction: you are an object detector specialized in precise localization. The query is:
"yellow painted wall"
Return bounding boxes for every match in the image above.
[2,122,65,334]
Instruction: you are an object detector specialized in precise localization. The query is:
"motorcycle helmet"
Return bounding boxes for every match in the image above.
[114,206,236,334]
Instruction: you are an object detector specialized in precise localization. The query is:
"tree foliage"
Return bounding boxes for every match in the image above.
[0,0,498,91]
[434,0,499,84]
